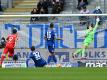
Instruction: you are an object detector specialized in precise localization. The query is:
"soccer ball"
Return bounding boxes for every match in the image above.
[56,64,62,67]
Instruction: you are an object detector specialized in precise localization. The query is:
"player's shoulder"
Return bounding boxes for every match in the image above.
[29,51,34,56]
[31,51,40,54]
[11,34,17,37]
[7,34,12,38]
[34,51,40,53]
[8,34,13,36]
[51,29,55,33]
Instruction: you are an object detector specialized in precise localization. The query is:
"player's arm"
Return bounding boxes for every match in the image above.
[15,34,18,42]
[44,36,47,40]
[14,34,18,49]
[54,32,63,40]
[15,37,18,44]
[93,18,100,32]
[44,32,47,40]
[26,58,30,67]
[26,54,32,67]
[6,36,9,41]
[55,38,63,40]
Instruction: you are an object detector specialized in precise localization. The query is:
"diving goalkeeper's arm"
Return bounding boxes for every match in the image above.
[93,18,100,32]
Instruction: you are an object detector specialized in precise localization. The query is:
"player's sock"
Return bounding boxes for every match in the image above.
[52,55,57,63]
[47,55,52,64]
[6,54,9,60]
[82,48,86,58]
[75,49,82,55]
[1,54,5,64]
[72,49,83,59]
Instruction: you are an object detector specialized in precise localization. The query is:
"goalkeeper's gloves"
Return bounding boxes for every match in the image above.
[96,17,100,22]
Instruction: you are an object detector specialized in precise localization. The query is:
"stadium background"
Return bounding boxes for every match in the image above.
[0,16,107,80]
[0,0,107,80]
[0,16,107,67]
[0,0,107,14]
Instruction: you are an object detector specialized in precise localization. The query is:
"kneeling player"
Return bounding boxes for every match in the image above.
[26,46,47,67]
[0,29,18,65]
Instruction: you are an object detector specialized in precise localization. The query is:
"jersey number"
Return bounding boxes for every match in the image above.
[47,31,51,40]
[33,51,41,60]
[8,37,13,43]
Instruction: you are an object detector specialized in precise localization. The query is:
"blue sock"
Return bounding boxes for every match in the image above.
[52,55,57,63]
[47,55,52,64]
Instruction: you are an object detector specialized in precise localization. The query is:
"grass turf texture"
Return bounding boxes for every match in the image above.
[0,68,107,80]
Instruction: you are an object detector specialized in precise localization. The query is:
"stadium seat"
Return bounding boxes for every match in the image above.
[3,0,39,14]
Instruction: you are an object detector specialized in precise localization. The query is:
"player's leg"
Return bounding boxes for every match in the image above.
[8,48,15,61]
[37,59,47,67]
[72,49,82,58]
[34,59,47,67]
[0,47,8,65]
[81,42,89,59]
[47,46,52,64]
[72,42,89,59]
[74,49,83,55]
[81,45,87,58]
[51,45,57,63]
[8,48,14,58]
[47,46,57,64]
[73,40,88,56]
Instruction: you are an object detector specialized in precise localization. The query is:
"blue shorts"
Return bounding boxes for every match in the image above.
[35,59,47,67]
[48,45,55,54]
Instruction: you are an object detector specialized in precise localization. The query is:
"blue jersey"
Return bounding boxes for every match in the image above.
[26,51,46,67]
[45,29,55,46]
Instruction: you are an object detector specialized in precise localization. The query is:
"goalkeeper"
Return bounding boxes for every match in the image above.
[73,18,100,59]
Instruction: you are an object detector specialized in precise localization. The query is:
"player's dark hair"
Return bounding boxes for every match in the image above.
[83,6,86,9]
[87,23,94,29]
[50,23,54,28]
[12,29,17,34]
[1,37,5,40]
[31,46,35,51]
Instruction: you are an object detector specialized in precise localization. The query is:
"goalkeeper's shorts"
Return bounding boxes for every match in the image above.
[83,38,93,47]
[83,42,90,47]
[83,40,92,47]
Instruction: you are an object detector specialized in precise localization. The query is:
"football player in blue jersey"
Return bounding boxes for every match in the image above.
[44,23,62,64]
[26,46,47,67]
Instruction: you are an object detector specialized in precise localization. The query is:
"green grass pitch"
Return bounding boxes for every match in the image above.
[0,68,107,80]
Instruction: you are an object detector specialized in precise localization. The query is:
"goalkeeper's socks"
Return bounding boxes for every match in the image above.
[82,49,86,58]
[47,55,52,64]
[75,49,82,55]
[52,55,57,63]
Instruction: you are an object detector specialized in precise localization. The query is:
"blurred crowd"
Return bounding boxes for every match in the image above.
[30,0,65,23]
[0,0,104,25]
[0,0,3,12]
[77,0,88,10]
[77,0,103,26]
[37,0,65,14]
